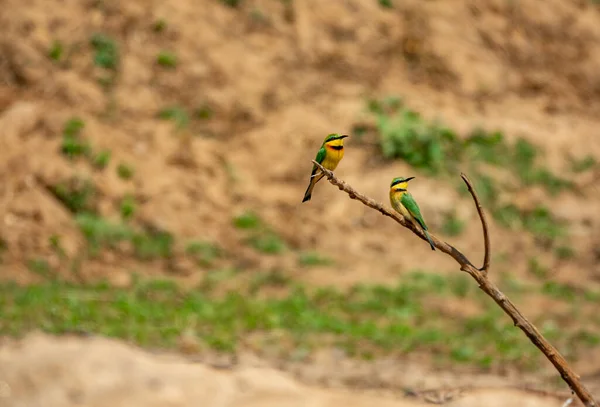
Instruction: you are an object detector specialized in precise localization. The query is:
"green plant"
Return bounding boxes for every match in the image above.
[48,40,64,61]
[492,204,521,229]
[522,206,565,243]
[76,213,174,260]
[0,238,7,262]
[92,150,111,169]
[570,155,596,173]
[90,33,119,70]
[27,258,52,279]
[49,235,67,261]
[555,245,575,260]
[158,106,189,129]
[468,173,498,206]
[117,163,134,180]
[541,281,577,302]
[463,128,510,166]
[51,177,96,214]
[525,169,572,195]
[76,213,134,255]
[441,211,465,236]
[61,117,91,159]
[2,269,598,371]
[298,251,334,267]
[194,104,213,120]
[132,229,174,260]
[378,0,393,8]
[247,232,287,254]
[233,211,261,229]
[512,138,537,176]
[220,0,242,7]
[119,194,136,220]
[367,97,573,195]
[249,269,291,293]
[375,103,461,175]
[185,240,223,266]
[527,257,548,279]
[157,51,177,68]
[153,19,167,33]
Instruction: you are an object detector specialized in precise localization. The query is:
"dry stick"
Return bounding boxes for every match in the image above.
[311,160,598,407]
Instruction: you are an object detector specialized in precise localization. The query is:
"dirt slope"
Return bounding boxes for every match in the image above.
[1,0,600,286]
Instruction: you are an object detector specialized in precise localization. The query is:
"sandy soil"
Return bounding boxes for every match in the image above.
[1,0,600,405]
[0,333,576,407]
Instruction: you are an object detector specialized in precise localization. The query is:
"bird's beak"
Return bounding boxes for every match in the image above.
[340,135,349,139]
[405,176,416,182]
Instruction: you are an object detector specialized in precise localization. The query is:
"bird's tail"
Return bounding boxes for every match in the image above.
[302,178,316,203]
[302,183,314,202]
[425,230,436,251]
[302,173,323,203]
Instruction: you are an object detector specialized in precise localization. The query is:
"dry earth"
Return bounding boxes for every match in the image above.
[1,0,600,405]
[0,333,578,407]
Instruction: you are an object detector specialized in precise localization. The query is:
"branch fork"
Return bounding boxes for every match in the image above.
[310,160,597,407]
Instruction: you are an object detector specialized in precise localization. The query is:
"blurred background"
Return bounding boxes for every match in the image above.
[1,0,600,406]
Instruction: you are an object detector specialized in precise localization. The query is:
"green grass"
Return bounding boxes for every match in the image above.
[440,211,465,237]
[233,211,261,229]
[364,97,576,248]
[555,245,575,260]
[92,149,111,169]
[117,163,135,180]
[185,240,223,266]
[60,118,113,172]
[570,155,596,173]
[367,98,572,193]
[61,117,91,160]
[298,251,334,267]
[90,33,119,70]
[1,270,598,369]
[233,211,288,254]
[75,213,173,259]
[521,206,566,243]
[119,194,136,220]
[157,51,178,68]
[158,106,189,129]
[194,104,213,120]
[26,258,53,279]
[48,40,64,62]
[527,257,548,279]
[50,177,96,214]
[368,98,572,250]
[153,19,167,33]
[246,232,287,254]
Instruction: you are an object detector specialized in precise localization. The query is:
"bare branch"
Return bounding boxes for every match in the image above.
[460,173,491,272]
[311,160,598,407]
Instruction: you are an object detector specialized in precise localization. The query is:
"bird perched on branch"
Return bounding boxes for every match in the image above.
[389,176,435,251]
[302,133,349,203]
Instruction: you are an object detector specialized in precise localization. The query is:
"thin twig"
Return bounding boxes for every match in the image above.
[311,160,597,407]
[460,173,490,272]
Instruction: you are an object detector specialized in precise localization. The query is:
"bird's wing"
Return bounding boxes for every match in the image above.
[400,192,428,230]
[311,147,327,176]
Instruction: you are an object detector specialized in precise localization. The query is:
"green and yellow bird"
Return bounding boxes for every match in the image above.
[389,176,436,251]
[302,133,349,203]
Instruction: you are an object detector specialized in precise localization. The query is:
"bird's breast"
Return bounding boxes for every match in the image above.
[322,147,344,170]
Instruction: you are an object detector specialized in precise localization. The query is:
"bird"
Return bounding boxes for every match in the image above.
[389,176,436,251]
[302,133,349,203]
